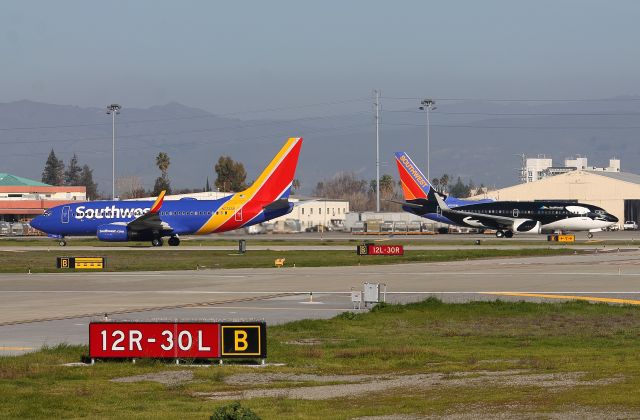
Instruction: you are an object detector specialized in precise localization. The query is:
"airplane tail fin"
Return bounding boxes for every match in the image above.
[394,152,433,200]
[241,137,303,203]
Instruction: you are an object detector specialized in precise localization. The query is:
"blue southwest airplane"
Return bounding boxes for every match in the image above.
[30,137,303,246]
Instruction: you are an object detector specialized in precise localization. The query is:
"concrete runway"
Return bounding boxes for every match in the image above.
[3,249,640,354]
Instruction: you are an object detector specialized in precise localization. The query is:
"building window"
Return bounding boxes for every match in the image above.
[301,208,304,215]
[319,208,322,215]
[310,208,313,215]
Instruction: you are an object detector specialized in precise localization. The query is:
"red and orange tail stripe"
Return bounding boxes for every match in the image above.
[394,152,431,200]
[149,190,166,213]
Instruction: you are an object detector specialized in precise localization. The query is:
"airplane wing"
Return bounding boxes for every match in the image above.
[127,190,173,232]
[433,192,517,229]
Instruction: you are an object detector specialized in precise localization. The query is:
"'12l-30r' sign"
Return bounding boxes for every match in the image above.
[357,244,404,256]
[89,321,266,359]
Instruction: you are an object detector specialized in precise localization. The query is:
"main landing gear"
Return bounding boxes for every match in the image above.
[495,230,513,238]
[151,236,180,247]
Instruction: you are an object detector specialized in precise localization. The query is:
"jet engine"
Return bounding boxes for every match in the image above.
[97,223,153,242]
[512,219,541,233]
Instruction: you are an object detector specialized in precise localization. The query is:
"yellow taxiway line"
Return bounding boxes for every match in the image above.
[0,346,33,351]
[481,292,640,305]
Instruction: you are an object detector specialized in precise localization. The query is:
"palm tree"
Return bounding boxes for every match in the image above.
[156,152,170,177]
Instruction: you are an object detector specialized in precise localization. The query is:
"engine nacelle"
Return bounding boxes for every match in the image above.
[97,224,130,242]
[512,219,541,233]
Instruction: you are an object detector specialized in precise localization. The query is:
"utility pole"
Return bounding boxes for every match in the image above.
[106,104,121,200]
[419,99,436,181]
[374,89,380,212]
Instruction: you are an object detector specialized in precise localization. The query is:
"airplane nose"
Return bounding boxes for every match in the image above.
[607,213,619,223]
[30,216,44,231]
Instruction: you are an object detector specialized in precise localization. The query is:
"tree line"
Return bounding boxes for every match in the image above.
[41,150,98,199]
[41,150,270,200]
[42,149,482,206]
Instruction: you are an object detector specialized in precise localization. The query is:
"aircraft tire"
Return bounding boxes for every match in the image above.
[587,232,593,239]
[168,237,180,246]
[59,240,67,247]
[495,230,504,238]
[151,238,164,247]
[504,230,513,238]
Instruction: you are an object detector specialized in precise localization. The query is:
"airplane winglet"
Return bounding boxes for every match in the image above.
[150,190,166,214]
[433,192,450,211]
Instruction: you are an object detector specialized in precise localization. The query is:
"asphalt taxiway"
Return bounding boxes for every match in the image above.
[2,249,640,354]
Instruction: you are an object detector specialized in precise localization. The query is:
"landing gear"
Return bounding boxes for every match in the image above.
[168,236,180,247]
[58,240,67,247]
[587,232,594,239]
[495,230,504,238]
[151,237,164,247]
[504,230,513,238]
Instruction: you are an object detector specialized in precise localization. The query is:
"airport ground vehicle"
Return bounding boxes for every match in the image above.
[393,151,618,239]
[30,137,303,246]
[623,220,638,230]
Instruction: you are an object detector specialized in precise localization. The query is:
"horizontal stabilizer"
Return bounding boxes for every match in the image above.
[263,198,291,212]
[387,199,424,210]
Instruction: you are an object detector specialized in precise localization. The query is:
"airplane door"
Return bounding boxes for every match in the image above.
[235,207,243,222]
[436,206,442,216]
[62,206,71,224]
[513,209,519,218]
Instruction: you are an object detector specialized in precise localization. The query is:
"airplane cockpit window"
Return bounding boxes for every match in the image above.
[43,210,52,217]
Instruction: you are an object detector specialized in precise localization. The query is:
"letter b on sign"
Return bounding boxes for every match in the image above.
[234,330,248,351]
[221,323,266,357]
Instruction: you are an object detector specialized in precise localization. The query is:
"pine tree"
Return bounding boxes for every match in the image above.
[64,154,82,186]
[205,177,211,192]
[41,149,65,186]
[79,165,98,200]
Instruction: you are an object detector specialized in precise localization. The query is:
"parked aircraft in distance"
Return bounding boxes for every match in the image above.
[30,137,303,246]
[394,151,618,238]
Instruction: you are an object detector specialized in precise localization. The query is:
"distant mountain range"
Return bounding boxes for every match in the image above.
[2,97,640,195]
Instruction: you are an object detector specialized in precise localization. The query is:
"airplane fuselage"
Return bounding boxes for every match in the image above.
[405,199,618,233]
[31,196,293,238]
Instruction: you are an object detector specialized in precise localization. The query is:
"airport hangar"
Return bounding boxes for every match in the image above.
[471,169,640,227]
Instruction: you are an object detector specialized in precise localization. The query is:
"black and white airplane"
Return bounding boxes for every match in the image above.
[394,152,618,238]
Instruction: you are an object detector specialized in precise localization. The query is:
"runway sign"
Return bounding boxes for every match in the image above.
[221,323,267,358]
[357,244,404,256]
[89,321,266,359]
[547,235,575,243]
[57,257,105,269]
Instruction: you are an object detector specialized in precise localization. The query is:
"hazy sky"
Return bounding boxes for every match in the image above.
[2,1,640,114]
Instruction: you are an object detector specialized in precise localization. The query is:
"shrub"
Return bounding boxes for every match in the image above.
[211,402,261,420]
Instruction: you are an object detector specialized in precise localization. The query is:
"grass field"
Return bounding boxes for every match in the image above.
[0,248,575,273]
[2,299,640,418]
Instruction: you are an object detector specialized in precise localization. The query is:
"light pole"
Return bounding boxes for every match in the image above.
[419,99,436,181]
[106,104,121,200]
[373,90,380,212]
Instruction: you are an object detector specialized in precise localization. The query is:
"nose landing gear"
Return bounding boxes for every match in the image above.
[151,237,164,247]
[587,232,594,239]
[168,236,180,246]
